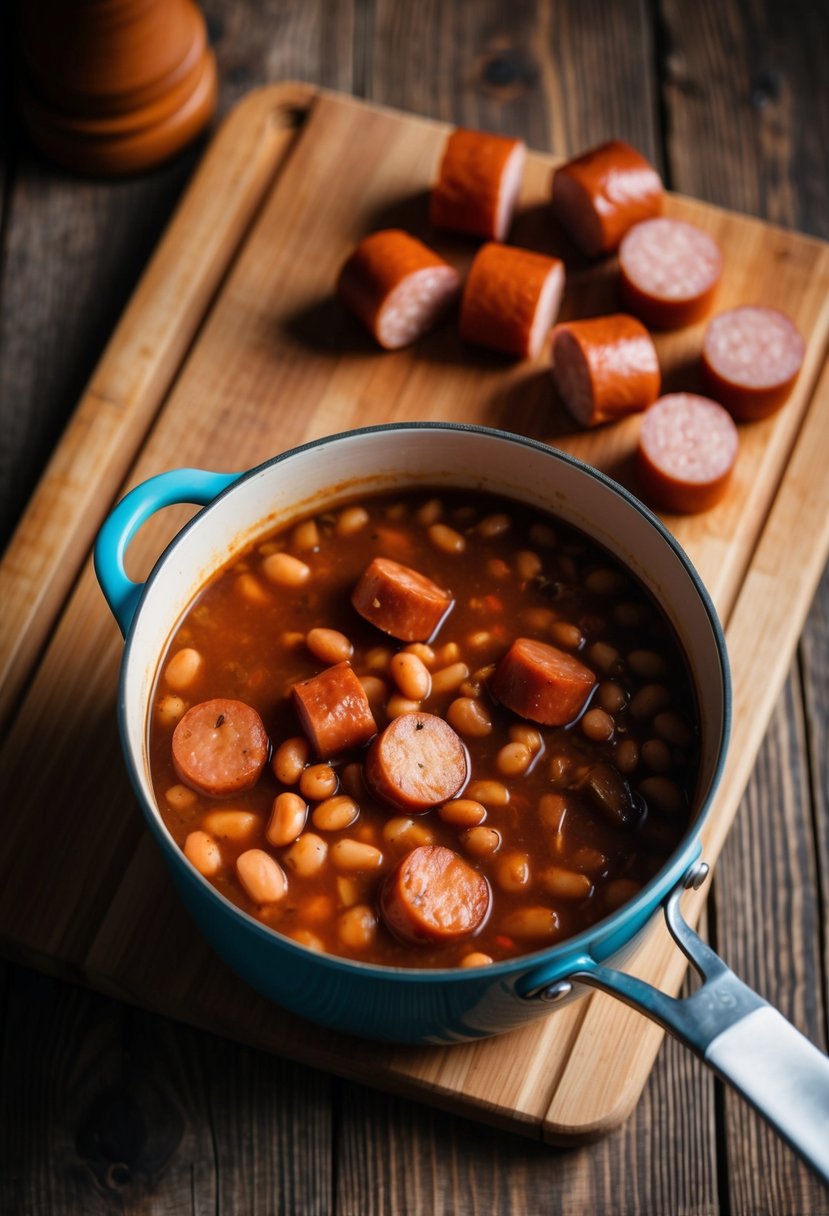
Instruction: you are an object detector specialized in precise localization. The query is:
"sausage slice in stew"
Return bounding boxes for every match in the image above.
[491,638,596,726]
[366,712,468,812]
[292,661,377,758]
[172,698,268,798]
[352,556,453,642]
[380,845,491,944]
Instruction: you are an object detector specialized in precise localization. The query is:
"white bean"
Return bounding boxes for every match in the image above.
[306,627,353,665]
[164,647,203,691]
[402,642,435,667]
[496,852,531,892]
[236,850,288,904]
[476,512,511,539]
[496,742,532,776]
[184,830,221,877]
[336,505,370,537]
[539,866,592,901]
[447,697,492,738]
[459,952,494,968]
[235,573,270,604]
[165,784,197,811]
[156,695,187,726]
[382,817,434,848]
[338,904,378,949]
[284,833,328,877]
[202,810,259,842]
[461,826,501,857]
[266,792,308,847]
[289,928,323,951]
[466,780,509,807]
[330,839,384,871]
[386,694,421,718]
[299,764,338,801]
[312,795,360,833]
[416,497,443,526]
[428,523,465,554]
[272,736,309,785]
[501,907,560,940]
[430,662,469,695]
[292,519,320,551]
[508,724,543,754]
[515,550,542,580]
[438,799,487,827]
[336,875,362,908]
[263,552,311,586]
[390,652,431,701]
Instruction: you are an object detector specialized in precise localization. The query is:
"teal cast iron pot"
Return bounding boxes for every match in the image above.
[95,423,829,1179]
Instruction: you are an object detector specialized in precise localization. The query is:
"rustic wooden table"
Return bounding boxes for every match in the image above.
[1,2,827,1212]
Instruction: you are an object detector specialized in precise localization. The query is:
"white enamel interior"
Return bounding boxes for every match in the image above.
[122,426,726,835]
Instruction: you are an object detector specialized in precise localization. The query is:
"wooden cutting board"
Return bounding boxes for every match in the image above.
[2,83,829,1142]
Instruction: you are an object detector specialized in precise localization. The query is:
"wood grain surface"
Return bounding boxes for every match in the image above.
[1,1,827,1212]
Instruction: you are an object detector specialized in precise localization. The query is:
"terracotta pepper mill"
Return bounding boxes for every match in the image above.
[19,0,217,176]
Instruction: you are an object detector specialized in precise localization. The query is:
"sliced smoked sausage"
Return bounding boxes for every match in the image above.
[551,140,663,258]
[352,556,452,642]
[619,218,722,329]
[365,712,467,812]
[701,305,805,420]
[430,128,526,242]
[551,313,660,427]
[172,698,268,798]
[636,393,739,514]
[459,243,566,359]
[380,845,491,944]
[491,638,596,726]
[337,229,461,350]
[292,661,377,758]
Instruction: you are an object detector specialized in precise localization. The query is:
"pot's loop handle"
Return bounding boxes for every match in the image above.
[528,863,829,1184]
[94,468,239,635]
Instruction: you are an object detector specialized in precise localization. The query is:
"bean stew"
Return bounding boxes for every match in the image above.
[149,488,699,969]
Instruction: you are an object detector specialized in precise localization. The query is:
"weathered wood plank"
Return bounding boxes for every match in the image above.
[355,0,660,160]
[658,0,829,226]
[0,963,334,1214]
[801,567,829,1036]
[712,684,829,1213]
[336,1009,718,1216]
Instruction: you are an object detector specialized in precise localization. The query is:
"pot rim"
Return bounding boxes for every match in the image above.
[118,420,732,982]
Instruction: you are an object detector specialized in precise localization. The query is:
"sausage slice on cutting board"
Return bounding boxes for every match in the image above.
[551,140,663,257]
[337,229,460,350]
[460,243,565,359]
[551,313,660,427]
[701,306,805,420]
[619,217,722,329]
[430,128,526,242]
[636,393,739,514]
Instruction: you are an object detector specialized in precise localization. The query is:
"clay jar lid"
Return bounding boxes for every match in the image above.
[19,0,217,176]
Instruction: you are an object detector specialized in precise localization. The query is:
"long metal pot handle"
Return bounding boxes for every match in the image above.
[529,863,829,1183]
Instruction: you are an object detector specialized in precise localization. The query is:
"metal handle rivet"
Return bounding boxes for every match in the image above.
[683,861,710,891]
[539,980,573,1003]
